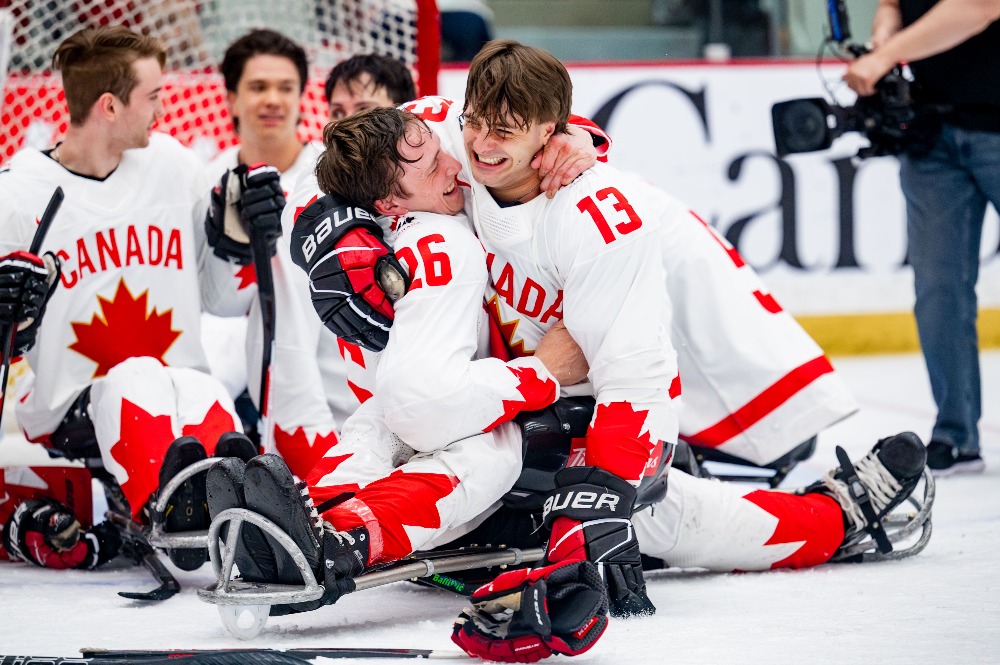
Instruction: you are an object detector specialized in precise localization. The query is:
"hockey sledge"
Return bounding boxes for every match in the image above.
[103,457,221,601]
[198,507,544,639]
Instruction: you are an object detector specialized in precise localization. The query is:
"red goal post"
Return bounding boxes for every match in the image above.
[0,0,440,164]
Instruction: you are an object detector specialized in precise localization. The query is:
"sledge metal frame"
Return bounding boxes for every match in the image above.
[199,507,544,639]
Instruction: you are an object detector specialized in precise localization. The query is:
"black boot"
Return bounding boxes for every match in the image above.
[243,454,369,614]
[156,436,209,570]
[810,432,927,559]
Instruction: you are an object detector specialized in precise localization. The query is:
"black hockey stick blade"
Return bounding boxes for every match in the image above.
[77,647,468,661]
[0,185,64,429]
[117,551,181,601]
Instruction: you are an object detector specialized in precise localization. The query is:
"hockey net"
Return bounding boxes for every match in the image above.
[0,0,440,164]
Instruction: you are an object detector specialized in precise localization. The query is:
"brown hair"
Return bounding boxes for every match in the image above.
[316,107,424,209]
[53,26,166,125]
[463,39,571,135]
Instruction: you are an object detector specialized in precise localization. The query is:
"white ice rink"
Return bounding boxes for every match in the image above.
[1,351,998,664]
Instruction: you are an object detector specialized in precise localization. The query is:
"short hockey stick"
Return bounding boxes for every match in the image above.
[0,186,64,433]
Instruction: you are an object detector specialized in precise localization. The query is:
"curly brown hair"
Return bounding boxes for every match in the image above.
[316,107,426,210]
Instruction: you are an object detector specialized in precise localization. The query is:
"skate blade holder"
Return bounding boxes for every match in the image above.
[835,468,936,562]
[147,457,220,551]
[198,507,324,640]
[199,507,546,640]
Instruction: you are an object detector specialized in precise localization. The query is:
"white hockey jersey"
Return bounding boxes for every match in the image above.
[0,133,233,440]
[403,96,857,469]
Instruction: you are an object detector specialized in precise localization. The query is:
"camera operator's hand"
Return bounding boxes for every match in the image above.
[844,52,896,97]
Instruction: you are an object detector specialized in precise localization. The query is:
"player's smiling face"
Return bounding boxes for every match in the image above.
[118,57,164,149]
[374,120,464,217]
[228,54,302,142]
[462,108,555,196]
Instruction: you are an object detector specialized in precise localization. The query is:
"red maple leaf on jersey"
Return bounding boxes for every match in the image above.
[108,399,177,515]
[742,490,844,568]
[274,425,340,479]
[585,401,658,482]
[484,365,558,431]
[69,280,181,378]
[234,264,257,289]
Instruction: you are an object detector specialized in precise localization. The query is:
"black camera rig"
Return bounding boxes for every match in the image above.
[771,0,939,158]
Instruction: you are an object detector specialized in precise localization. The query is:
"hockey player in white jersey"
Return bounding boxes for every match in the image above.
[0,27,253,571]
[202,29,352,477]
[205,114,607,648]
[258,96,931,662]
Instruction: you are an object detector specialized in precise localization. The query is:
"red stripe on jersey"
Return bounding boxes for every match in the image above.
[682,355,836,448]
[584,402,657,483]
[109,399,177,516]
[181,401,236,455]
[483,365,558,432]
[274,426,339,480]
[742,489,844,568]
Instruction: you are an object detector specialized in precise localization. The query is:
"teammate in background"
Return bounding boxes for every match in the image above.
[844,0,1000,475]
[0,26,252,571]
[324,53,417,121]
[203,28,355,477]
[266,61,929,659]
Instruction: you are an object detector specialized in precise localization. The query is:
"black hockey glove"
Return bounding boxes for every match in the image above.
[0,250,61,355]
[289,192,409,352]
[451,559,609,663]
[205,163,285,265]
[2,498,121,569]
[543,466,656,618]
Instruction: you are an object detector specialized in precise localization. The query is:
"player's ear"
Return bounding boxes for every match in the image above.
[374,197,407,216]
[540,121,556,144]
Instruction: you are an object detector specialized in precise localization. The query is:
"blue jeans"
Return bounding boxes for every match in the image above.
[899,123,1000,455]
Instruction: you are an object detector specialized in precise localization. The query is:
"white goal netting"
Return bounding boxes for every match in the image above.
[0,0,439,163]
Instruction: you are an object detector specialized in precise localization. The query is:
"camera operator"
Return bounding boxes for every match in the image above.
[844,0,1000,475]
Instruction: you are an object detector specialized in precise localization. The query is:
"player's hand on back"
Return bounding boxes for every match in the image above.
[534,321,589,386]
[533,125,598,199]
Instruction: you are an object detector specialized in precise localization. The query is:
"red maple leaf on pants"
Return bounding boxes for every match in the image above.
[323,470,459,563]
[584,401,657,483]
[109,399,177,516]
[274,426,340,479]
[742,489,844,569]
[181,401,237,455]
[69,279,181,378]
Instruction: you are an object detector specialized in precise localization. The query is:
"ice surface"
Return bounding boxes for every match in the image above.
[1,352,998,664]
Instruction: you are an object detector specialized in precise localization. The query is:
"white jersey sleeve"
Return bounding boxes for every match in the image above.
[375,212,559,452]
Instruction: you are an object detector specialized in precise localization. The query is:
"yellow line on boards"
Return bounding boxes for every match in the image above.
[796,308,1000,356]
